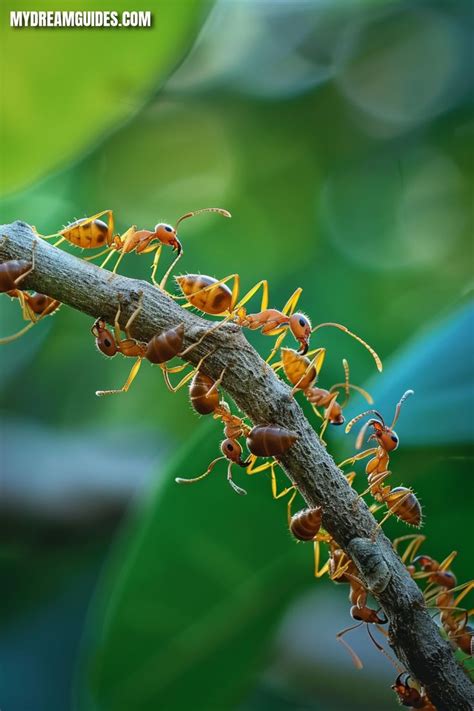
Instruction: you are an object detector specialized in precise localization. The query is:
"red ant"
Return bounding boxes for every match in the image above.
[92,294,207,396]
[277,348,373,441]
[41,207,231,289]
[395,536,473,659]
[0,245,61,343]
[340,391,422,528]
[175,277,383,368]
[392,672,436,710]
[178,372,298,495]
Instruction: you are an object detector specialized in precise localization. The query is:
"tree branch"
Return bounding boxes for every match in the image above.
[1,221,472,710]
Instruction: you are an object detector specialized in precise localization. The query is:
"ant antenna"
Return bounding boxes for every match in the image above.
[390,389,414,429]
[174,207,231,230]
[345,408,384,435]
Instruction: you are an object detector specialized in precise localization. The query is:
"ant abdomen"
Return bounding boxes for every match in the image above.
[289,506,322,541]
[387,487,422,528]
[246,425,298,457]
[0,259,32,292]
[189,372,219,415]
[146,323,184,363]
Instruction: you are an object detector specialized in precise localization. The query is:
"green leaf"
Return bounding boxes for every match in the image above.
[78,422,310,711]
[343,302,474,447]
[0,0,211,195]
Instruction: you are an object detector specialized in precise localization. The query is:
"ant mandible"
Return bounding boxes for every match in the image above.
[40,207,231,289]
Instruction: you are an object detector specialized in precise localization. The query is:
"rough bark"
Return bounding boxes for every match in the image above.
[1,221,473,710]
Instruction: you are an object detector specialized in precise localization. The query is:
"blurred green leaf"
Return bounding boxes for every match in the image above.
[0,0,211,195]
[343,302,473,448]
[78,423,310,711]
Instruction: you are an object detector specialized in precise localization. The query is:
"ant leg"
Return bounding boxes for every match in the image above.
[338,448,378,469]
[345,471,357,487]
[13,242,36,287]
[265,330,288,365]
[100,249,118,271]
[149,245,163,287]
[84,246,112,262]
[285,488,298,528]
[290,348,326,395]
[312,322,382,372]
[53,236,66,248]
[176,457,225,486]
[392,534,426,564]
[0,321,35,344]
[314,540,330,578]
[336,623,364,670]
[205,367,227,397]
[159,250,182,292]
[438,550,458,573]
[281,288,303,316]
[96,357,143,396]
[227,461,247,496]
[123,294,144,338]
[232,279,269,314]
[161,352,214,393]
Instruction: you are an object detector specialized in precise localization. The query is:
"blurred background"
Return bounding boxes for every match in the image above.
[0,0,473,709]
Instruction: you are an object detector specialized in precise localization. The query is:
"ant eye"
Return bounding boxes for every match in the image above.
[391,435,398,442]
[104,339,111,347]
[227,443,233,450]
[299,318,306,327]
[165,226,173,233]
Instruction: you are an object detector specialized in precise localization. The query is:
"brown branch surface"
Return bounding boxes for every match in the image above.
[1,221,473,710]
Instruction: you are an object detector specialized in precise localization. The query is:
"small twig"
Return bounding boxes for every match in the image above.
[1,220,473,710]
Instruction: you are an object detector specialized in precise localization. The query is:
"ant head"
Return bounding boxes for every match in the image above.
[91,317,106,338]
[154,222,176,237]
[92,318,117,357]
[154,223,181,253]
[392,673,422,707]
[220,438,245,465]
[288,313,312,354]
[369,420,399,451]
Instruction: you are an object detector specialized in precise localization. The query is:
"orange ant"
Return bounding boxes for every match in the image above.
[41,207,231,289]
[175,277,383,368]
[395,535,473,659]
[0,245,61,343]
[340,391,422,528]
[392,672,436,710]
[180,376,298,496]
[277,348,373,441]
[319,540,389,669]
[92,295,206,396]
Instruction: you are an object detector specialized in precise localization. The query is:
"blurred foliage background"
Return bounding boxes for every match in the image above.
[0,0,473,709]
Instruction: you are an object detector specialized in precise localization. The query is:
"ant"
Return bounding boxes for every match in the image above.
[0,244,61,343]
[340,391,422,528]
[392,672,436,710]
[92,294,206,396]
[41,207,231,289]
[395,536,473,659]
[277,348,373,441]
[317,539,389,670]
[175,277,383,368]
[180,374,298,495]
